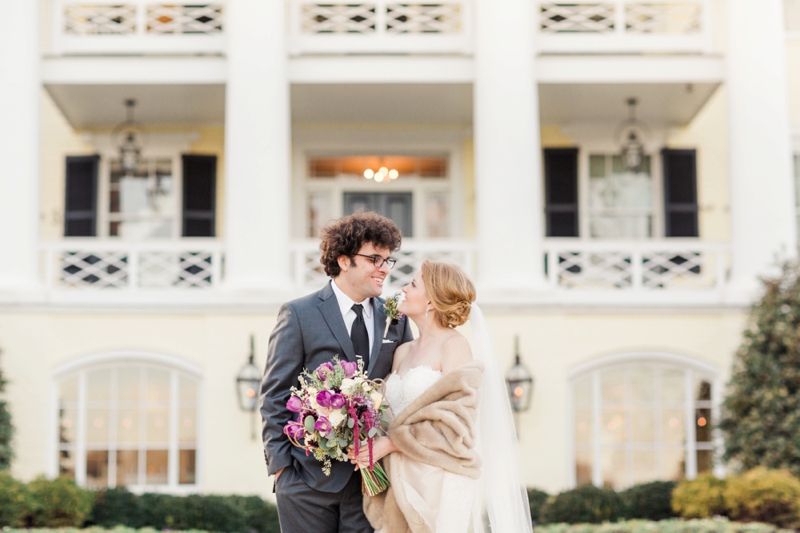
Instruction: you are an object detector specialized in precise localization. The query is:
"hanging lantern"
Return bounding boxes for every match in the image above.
[505,336,534,413]
[236,335,261,413]
[615,98,648,173]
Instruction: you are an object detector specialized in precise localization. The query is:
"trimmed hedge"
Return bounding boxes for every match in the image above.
[540,485,625,525]
[527,487,549,525]
[0,472,30,527]
[723,468,800,529]
[535,518,793,533]
[672,473,728,519]
[620,481,677,521]
[26,476,94,528]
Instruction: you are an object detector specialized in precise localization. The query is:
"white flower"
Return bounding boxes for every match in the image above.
[329,409,346,427]
[341,378,355,391]
[370,391,383,409]
[361,381,371,392]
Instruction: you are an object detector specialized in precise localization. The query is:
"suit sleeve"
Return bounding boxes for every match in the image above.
[260,302,304,476]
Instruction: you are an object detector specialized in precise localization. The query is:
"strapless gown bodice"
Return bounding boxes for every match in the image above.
[385,365,442,417]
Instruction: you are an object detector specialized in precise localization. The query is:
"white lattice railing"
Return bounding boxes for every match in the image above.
[41,240,224,290]
[543,239,729,291]
[536,0,713,54]
[52,1,225,55]
[291,239,477,291]
[288,0,471,55]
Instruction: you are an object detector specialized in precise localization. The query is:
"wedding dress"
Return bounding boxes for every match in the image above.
[381,365,475,533]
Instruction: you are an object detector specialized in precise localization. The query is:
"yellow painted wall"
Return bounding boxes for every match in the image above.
[540,124,576,148]
[667,86,730,241]
[462,137,475,238]
[0,308,745,495]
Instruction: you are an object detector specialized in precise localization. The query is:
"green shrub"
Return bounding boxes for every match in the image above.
[527,487,549,525]
[723,468,800,529]
[672,473,727,519]
[88,488,140,528]
[0,348,13,470]
[228,495,280,533]
[621,481,677,521]
[175,495,246,532]
[27,476,94,527]
[540,484,625,525]
[0,472,29,527]
[534,518,793,533]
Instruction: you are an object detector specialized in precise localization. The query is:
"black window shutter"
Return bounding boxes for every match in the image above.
[182,154,217,237]
[662,149,699,237]
[64,155,99,237]
[544,148,579,237]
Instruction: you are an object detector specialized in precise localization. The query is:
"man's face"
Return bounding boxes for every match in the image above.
[335,243,392,302]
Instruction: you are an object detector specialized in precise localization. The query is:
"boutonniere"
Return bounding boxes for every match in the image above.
[382,292,405,341]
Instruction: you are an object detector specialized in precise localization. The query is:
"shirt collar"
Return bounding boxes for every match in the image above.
[330,280,373,319]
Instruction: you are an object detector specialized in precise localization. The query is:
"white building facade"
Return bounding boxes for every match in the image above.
[1,0,799,497]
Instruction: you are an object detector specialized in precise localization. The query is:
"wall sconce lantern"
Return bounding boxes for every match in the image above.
[505,335,534,414]
[236,335,261,439]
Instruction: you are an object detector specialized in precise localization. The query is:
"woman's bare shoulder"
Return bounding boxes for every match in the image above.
[441,332,473,374]
[391,341,414,372]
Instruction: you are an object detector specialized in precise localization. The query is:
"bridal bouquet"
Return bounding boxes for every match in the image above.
[283,357,390,496]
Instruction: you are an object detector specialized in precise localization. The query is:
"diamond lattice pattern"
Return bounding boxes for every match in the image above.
[301,4,377,33]
[386,4,462,34]
[625,3,701,34]
[147,4,224,34]
[60,251,129,288]
[555,251,633,289]
[642,251,710,289]
[139,251,215,288]
[539,3,615,33]
[64,5,137,34]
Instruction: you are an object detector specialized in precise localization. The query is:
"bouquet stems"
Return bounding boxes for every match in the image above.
[360,462,390,496]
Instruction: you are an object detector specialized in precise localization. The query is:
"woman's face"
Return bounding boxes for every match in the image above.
[399,271,429,317]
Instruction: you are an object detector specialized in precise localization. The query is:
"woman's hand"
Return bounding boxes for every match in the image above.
[348,436,397,470]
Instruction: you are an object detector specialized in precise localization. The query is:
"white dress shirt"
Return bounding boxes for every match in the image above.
[330,280,375,358]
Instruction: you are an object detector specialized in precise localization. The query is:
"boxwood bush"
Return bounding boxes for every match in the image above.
[620,480,677,521]
[672,473,728,519]
[0,472,30,527]
[540,484,625,525]
[27,476,95,528]
[723,468,800,529]
[527,487,549,525]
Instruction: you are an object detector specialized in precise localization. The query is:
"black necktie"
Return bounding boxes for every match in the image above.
[351,303,370,369]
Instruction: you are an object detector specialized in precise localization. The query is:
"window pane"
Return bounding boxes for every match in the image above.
[632,450,657,485]
[600,368,625,403]
[179,407,196,443]
[663,449,686,480]
[117,408,140,445]
[697,449,714,474]
[630,365,655,403]
[146,450,169,485]
[662,409,685,443]
[589,154,652,239]
[110,158,175,239]
[308,192,332,239]
[601,450,626,490]
[589,155,606,178]
[59,407,77,445]
[86,409,110,444]
[147,408,170,444]
[575,449,593,486]
[696,408,712,442]
[425,192,450,238]
[60,377,78,403]
[695,378,711,402]
[661,369,685,404]
[86,450,109,489]
[87,369,112,403]
[180,450,196,485]
[119,368,141,403]
[116,449,139,487]
[146,369,170,404]
[630,408,655,443]
[601,408,626,445]
[59,449,75,479]
[574,408,592,445]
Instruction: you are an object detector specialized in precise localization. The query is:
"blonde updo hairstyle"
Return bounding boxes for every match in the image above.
[420,260,476,329]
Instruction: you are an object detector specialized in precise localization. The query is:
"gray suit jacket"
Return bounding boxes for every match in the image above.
[260,281,413,493]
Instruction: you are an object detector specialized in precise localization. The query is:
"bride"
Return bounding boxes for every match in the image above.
[351,260,533,533]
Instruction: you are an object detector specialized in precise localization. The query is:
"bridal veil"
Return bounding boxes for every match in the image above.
[469,304,534,533]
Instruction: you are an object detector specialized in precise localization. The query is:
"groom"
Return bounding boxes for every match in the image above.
[260,211,413,533]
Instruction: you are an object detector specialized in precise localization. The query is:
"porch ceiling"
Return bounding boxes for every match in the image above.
[290,83,473,125]
[45,84,226,129]
[539,83,720,127]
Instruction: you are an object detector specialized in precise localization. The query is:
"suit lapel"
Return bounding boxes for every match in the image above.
[317,283,356,362]
[368,298,387,375]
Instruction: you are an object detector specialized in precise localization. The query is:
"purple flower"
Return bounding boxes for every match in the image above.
[341,360,358,377]
[316,362,334,380]
[316,390,333,408]
[283,422,304,440]
[314,416,332,435]
[286,396,303,413]
[329,393,345,409]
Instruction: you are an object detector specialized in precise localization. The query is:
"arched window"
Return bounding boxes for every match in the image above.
[569,352,720,489]
[52,352,202,493]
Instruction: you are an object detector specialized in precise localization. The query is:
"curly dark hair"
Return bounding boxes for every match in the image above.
[319,211,403,277]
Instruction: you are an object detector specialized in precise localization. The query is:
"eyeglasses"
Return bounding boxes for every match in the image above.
[354,253,397,269]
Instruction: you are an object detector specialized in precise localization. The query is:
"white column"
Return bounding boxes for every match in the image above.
[474,0,545,293]
[0,1,40,293]
[223,0,292,290]
[727,0,796,293]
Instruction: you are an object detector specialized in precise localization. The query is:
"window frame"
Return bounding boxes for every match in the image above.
[49,351,204,494]
[566,351,723,489]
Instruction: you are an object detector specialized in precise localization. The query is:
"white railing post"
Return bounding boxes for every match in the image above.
[630,248,644,290]
[128,248,139,290]
[44,248,56,290]
[714,249,726,290]
[546,247,559,287]
[211,249,223,288]
[375,0,388,35]
[614,0,626,35]
[136,1,147,37]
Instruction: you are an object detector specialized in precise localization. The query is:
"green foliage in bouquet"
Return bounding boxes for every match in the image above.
[620,481,677,521]
[672,473,727,519]
[723,468,800,529]
[720,261,800,476]
[540,484,625,525]
[27,476,95,528]
[0,347,14,470]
